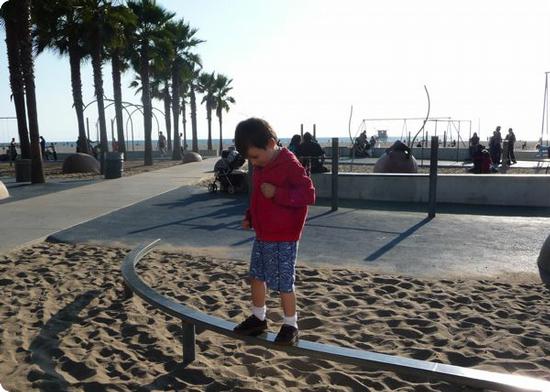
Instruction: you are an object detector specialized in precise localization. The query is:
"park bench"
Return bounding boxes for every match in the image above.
[121,240,550,392]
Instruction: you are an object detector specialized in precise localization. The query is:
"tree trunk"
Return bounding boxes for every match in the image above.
[164,80,172,151]
[111,52,126,157]
[68,45,89,155]
[91,24,108,174]
[182,100,187,151]
[18,0,44,183]
[140,42,153,166]
[206,100,212,151]
[218,109,223,156]
[3,2,30,159]
[171,66,181,160]
[190,84,198,153]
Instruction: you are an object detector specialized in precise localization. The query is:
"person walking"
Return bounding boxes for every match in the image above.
[157,132,167,157]
[39,136,47,160]
[505,128,517,164]
[8,138,17,166]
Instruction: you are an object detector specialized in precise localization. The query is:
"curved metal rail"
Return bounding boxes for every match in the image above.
[121,240,550,392]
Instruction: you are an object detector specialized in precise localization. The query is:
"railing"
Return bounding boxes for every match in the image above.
[121,240,550,392]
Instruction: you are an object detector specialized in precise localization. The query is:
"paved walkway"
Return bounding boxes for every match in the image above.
[0,160,214,254]
[2,158,548,281]
[49,186,549,280]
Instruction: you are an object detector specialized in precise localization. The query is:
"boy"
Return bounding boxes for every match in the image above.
[233,118,315,345]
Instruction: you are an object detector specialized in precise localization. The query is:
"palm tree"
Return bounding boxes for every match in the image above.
[0,0,30,159]
[150,39,173,154]
[179,81,190,152]
[197,71,216,152]
[214,74,235,155]
[17,0,45,183]
[165,19,203,160]
[104,3,137,158]
[32,0,90,154]
[82,0,112,173]
[127,0,174,166]
[184,54,202,153]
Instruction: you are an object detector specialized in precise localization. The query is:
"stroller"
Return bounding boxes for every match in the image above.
[208,148,248,194]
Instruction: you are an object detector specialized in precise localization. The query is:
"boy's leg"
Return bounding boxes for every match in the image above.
[280,292,296,317]
[251,277,266,308]
[234,241,268,335]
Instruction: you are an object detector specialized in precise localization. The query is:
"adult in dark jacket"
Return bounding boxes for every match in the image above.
[505,128,517,164]
[296,132,327,173]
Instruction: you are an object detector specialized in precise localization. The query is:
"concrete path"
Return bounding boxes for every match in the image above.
[49,185,549,280]
[0,160,214,254]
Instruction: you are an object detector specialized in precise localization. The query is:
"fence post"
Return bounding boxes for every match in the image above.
[428,136,438,218]
[331,137,339,211]
[182,321,196,365]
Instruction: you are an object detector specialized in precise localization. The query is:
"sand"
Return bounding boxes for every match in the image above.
[0,242,548,391]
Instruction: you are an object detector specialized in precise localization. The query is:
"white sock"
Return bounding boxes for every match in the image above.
[283,313,298,329]
[252,305,266,321]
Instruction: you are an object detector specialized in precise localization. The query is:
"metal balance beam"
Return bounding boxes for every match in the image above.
[121,240,550,392]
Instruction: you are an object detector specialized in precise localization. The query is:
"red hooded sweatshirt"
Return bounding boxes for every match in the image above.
[247,148,315,242]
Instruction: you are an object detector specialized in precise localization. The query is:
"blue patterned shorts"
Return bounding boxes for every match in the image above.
[249,239,298,293]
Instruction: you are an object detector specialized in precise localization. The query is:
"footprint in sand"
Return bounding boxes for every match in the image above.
[409,348,433,360]
[298,317,322,330]
[300,269,320,277]
[0,279,13,286]
[453,295,472,305]
[392,327,423,340]
[445,351,483,367]
[342,299,359,307]
[372,277,400,285]
[60,357,97,380]
[200,295,218,305]
[375,309,396,317]
[380,285,399,294]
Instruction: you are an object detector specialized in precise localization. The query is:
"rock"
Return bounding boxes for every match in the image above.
[538,234,550,274]
[62,153,100,174]
[182,152,202,163]
[373,150,418,173]
[0,180,9,200]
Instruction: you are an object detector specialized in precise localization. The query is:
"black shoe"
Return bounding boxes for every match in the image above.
[274,324,299,346]
[233,315,267,336]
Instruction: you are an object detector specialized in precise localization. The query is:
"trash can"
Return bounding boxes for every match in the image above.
[104,152,124,179]
[14,159,31,182]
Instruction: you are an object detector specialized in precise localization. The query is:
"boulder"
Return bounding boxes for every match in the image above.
[182,152,202,163]
[538,234,550,274]
[373,141,418,173]
[0,180,9,200]
[62,153,100,174]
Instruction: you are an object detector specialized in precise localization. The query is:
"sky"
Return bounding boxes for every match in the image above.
[1,0,550,144]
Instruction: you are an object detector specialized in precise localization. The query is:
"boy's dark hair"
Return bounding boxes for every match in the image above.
[303,132,313,142]
[234,118,277,157]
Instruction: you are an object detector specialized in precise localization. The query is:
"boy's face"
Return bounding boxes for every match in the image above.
[246,139,277,167]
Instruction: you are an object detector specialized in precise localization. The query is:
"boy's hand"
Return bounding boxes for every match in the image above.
[260,182,276,199]
[242,218,251,229]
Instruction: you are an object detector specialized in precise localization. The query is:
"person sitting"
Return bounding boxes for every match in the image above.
[352,131,370,157]
[296,132,327,173]
[469,144,494,174]
[288,134,301,156]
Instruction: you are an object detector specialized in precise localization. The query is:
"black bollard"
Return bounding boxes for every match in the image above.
[428,136,438,218]
[331,137,339,211]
